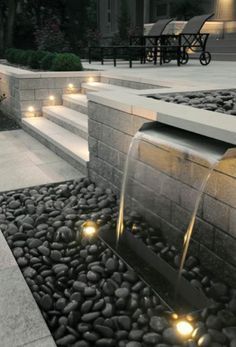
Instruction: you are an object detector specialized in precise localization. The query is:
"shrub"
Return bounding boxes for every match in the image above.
[5,48,83,71]
[5,48,19,64]
[51,53,83,71]
[18,50,33,66]
[40,52,57,70]
[28,50,47,69]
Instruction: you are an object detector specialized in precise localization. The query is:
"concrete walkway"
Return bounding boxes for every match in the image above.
[0,129,83,192]
[0,129,83,346]
[83,60,236,90]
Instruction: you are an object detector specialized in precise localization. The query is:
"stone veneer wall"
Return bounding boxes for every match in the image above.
[0,70,100,121]
[88,101,236,286]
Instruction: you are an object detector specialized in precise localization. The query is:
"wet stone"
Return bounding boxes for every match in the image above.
[222,327,236,340]
[143,332,161,344]
[81,300,93,314]
[56,334,76,346]
[41,294,53,311]
[82,312,100,322]
[17,257,28,267]
[115,287,130,299]
[38,245,50,256]
[13,247,24,258]
[126,343,142,347]
[163,327,182,344]
[94,324,113,338]
[23,267,36,278]
[63,301,79,314]
[198,334,212,347]
[149,316,169,333]
[129,329,144,341]
[50,250,62,261]
[118,316,131,330]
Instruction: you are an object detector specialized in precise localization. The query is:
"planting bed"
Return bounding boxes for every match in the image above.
[0,178,236,347]
[149,90,236,115]
[0,110,20,131]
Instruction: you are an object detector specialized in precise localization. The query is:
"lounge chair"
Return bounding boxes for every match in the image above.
[160,13,214,66]
[88,18,173,67]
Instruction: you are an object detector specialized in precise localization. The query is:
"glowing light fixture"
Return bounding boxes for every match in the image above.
[49,95,55,101]
[68,83,74,89]
[81,221,98,238]
[28,106,35,112]
[176,320,194,337]
[215,0,234,20]
[88,77,94,83]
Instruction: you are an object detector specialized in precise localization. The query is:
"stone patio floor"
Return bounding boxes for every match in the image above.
[0,130,83,192]
[83,60,236,89]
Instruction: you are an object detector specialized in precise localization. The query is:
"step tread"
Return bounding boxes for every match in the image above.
[82,82,137,92]
[63,94,88,106]
[43,106,88,130]
[23,117,89,162]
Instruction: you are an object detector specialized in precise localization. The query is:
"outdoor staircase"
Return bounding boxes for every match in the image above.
[22,94,89,175]
[22,81,139,175]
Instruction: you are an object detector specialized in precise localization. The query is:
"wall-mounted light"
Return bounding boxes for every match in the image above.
[28,106,35,113]
[68,83,74,89]
[49,95,55,101]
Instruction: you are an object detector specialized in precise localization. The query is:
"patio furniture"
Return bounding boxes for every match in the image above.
[88,18,173,67]
[160,13,214,66]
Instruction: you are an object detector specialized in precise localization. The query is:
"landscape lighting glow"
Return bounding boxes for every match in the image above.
[176,320,194,337]
[68,83,74,89]
[88,77,94,83]
[81,221,98,238]
[28,106,34,112]
[49,95,55,101]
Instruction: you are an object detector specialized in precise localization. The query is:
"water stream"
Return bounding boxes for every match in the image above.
[116,123,236,310]
[116,131,143,245]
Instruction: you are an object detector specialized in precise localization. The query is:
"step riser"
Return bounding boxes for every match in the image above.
[81,87,98,94]
[63,100,88,114]
[43,112,88,140]
[22,122,88,175]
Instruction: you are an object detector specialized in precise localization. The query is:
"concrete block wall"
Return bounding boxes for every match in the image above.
[88,101,236,286]
[0,69,100,121]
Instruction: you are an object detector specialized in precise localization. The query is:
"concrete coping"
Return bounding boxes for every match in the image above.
[87,90,236,146]
[0,63,101,79]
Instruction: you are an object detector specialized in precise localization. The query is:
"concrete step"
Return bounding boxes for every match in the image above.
[81,82,136,94]
[43,106,88,139]
[63,94,88,114]
[22,117,89,175]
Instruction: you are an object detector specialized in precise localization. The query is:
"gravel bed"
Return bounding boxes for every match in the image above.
[0,178,236,347]
[148,90,236,116]
[0,110,20,131]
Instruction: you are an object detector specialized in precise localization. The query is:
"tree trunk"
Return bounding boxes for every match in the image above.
[6,0,16,48]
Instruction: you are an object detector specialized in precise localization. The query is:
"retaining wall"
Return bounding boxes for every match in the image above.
[88,99,236,286]
[0,65,100,121]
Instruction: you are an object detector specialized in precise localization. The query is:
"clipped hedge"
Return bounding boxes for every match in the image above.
[5,48,83,71]
[51,53,83,71]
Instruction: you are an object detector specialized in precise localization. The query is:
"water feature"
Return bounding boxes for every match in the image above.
[116,122,236,311]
